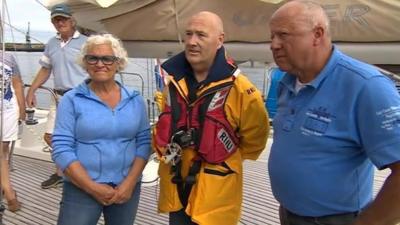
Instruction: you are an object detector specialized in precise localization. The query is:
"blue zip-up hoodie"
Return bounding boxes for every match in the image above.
[52,80,151,184]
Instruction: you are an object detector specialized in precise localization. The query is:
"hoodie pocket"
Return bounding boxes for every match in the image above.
[122,140,136,177]
[76,142,101,180]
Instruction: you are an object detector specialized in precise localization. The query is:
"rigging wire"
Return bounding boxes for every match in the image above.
[3,21,44,44]
[173,0,183,48]
[4,0,17,50]
[33,0,48,9]
[3,0,48,47]
[0,0,6,215]
[1,1,6,142]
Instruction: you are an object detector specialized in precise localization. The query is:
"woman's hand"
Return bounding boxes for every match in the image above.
[107,157,147,204]
[89,183,116,205]
[108,181,135,205]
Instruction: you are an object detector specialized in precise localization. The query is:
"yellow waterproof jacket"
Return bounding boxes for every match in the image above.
[153,48,269,225]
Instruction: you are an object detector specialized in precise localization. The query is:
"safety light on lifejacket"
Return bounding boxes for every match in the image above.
[171,129,195,148]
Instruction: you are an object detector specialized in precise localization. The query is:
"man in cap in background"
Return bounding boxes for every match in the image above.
[26,3,88,189]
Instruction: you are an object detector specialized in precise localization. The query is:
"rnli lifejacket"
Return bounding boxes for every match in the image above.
[155,78,240,207]
[155,80,239,164]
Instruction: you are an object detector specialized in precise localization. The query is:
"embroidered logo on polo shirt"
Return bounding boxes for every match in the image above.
[301,106,334,136]
[377,106,400,131]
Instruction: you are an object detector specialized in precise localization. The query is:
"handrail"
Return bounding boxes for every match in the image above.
[117,72,145,96]
[375,66,400,84]
[23,84,59,105]
[9,84,58,171]
[116,72,159,122]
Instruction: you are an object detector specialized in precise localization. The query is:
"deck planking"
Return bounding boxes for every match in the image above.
[1,154,389,225]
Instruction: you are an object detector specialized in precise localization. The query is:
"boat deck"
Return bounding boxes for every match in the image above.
[2,153,390,225]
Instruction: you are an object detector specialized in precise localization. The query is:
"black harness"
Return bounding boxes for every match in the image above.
[168,82,235,207]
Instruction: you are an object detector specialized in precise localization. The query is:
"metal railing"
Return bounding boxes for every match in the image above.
[117,71,145,96]
[116,71,159,123]
[8,84,57,171]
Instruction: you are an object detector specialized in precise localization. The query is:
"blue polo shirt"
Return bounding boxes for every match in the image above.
[39,31,88,90]
[268,46,400,216]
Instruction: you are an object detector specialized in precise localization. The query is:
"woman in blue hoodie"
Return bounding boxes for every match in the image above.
[52,33,151,225]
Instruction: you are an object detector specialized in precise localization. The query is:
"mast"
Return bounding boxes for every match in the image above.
[25,22,31,49]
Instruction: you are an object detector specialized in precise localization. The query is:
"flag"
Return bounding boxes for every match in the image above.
[154,58,166,91]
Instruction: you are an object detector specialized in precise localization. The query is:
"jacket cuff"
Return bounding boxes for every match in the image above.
[135,145,151,161]
[54,155,78,171]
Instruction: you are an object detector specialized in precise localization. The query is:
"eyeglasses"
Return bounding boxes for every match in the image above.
[84,55,119,65]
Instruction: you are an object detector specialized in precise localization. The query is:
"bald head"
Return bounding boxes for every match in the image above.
[269,1,333,81]
[188,11,224,35]
[184,11,225,79]
[271,0,330,37]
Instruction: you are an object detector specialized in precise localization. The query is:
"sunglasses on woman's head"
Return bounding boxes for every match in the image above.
[84,55,118,65]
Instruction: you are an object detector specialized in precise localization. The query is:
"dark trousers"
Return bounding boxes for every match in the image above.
[279,206,358,225]
[169,209,198,225]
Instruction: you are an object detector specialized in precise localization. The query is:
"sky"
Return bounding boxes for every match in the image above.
[4,0,55,43]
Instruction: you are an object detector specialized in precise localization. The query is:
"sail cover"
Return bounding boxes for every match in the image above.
[44,0,400,64]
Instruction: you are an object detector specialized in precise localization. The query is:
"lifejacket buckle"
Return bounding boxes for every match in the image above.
[185,175,196,185]
[171,174,183,184]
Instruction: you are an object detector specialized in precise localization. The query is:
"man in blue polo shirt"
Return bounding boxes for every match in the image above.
[268,1,400,225]
[26,3,88,189]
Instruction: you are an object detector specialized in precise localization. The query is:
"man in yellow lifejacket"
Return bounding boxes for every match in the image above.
[153,11,270,225]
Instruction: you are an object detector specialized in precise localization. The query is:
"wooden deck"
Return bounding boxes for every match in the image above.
[1,152,390,225]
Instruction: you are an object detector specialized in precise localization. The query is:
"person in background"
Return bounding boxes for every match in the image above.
[25,3,88,189]
[265,64,285,119]
[51,33,151,225]
[268,1,400,225]
[0,50,25,212]
[153,11,269,225]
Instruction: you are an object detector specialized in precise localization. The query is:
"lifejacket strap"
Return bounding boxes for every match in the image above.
[203,162,235,176]
[182,160,202,207]
[172,160,202,207]
[169,84,180,135]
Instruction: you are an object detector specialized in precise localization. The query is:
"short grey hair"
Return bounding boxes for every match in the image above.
[296,1,331,36]
[78,33,128,71]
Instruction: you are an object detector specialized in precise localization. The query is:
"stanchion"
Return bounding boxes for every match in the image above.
[0,198,5,224]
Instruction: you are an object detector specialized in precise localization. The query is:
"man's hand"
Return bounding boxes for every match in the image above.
[19,109,26,121]
[26,89,37,108]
